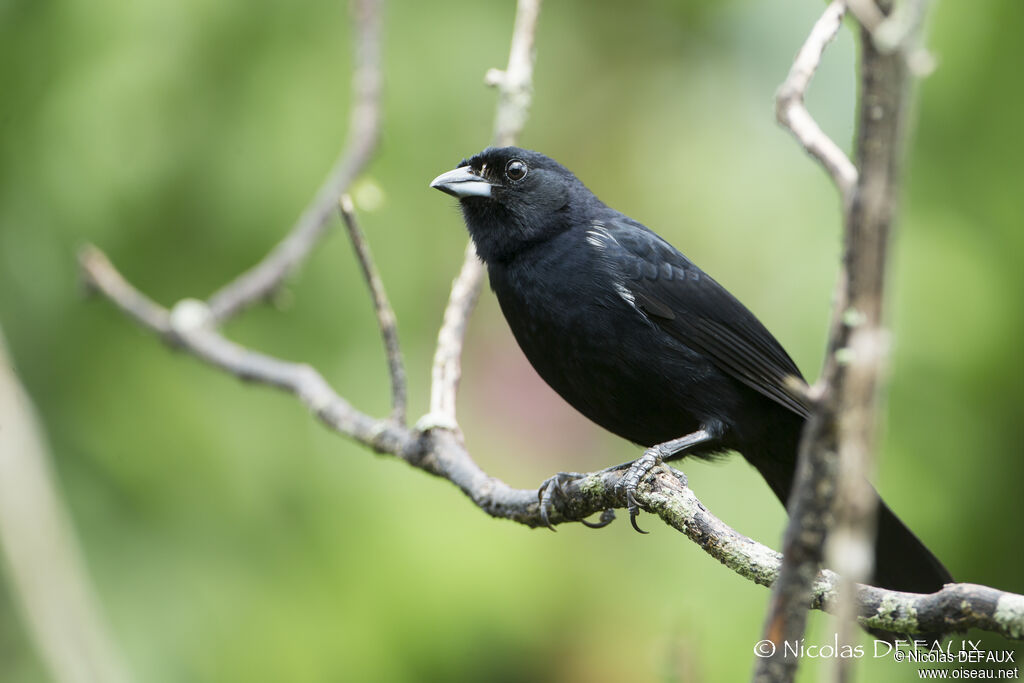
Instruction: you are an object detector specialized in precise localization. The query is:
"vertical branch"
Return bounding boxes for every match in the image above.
[339,195,407,424]
[0,330,132,683]
[427,241,486,429]
[826,14,911,682]
[755,1,921,681]
[424,0,542,430]
[755,6,853,676]
[488,0,543,148]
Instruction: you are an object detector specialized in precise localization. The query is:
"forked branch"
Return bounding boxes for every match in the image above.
[205,0,384,322]
[757,2,933,682]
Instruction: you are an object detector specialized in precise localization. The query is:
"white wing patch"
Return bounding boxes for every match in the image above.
[585,221,618,251]
[613,283,636,308]
[583,222,645,317]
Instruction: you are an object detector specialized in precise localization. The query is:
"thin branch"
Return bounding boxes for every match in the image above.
[425,0,542,431]
[757,1,920,682]
[775,0,858,205]
[760,5,865,673]
[828,17,913,680]
[425,244,484,430]
[339,194,407,424]
[79,246,172,337]
[206,0,384,322]
[80,249,407,457]
[755,408,842,683]
[640,473,1024,641]
[489,0,542,148]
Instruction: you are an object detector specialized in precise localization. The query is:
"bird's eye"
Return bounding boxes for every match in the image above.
[505,159,528,182]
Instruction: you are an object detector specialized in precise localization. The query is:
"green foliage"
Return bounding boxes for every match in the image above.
[0,0,1020,680]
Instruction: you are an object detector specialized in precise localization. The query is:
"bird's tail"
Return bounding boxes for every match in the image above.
[871,499,953,594]
[756,457,952,595]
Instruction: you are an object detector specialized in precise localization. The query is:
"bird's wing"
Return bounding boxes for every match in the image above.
[593,217,812,419]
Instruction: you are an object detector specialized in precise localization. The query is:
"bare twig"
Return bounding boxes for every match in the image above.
[775,0,858,205]
[827,14,913,680]
[757,2,921,682]
[206,0,384,322]
[81,251,406,456]
[339,194,407,424]
[759,7,865,673]
[489,0,542,148]
[425,0,542,431]
[79,246,172,337]
[424,243,485,431]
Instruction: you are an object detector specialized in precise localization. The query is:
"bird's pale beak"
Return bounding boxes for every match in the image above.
[430,166,494,199]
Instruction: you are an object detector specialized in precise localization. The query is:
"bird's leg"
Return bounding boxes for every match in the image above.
[537,473,617,531]
[617,428,712,533]
[537,428,710,532]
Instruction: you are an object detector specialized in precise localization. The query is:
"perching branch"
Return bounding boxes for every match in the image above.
[68,245,1024,641]
[77,0,1023,674]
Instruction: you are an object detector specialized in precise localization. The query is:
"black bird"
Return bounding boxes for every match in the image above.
[430,146,951,596]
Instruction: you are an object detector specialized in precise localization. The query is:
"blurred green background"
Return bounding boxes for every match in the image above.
[1,0,1021,681]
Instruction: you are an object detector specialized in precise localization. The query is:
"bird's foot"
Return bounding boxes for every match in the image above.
[582,508,617,529]
[614,449,666,534]
[614,430,708,533]
[537,472,616,531]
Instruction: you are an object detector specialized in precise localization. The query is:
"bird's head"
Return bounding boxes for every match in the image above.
[430,147,591,263]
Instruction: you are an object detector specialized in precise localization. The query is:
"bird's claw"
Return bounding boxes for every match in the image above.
[537,472,615,531]
[615,450,663,534]
[538,472,579,531]
[581,508,616,528]
[625,489,648,534]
